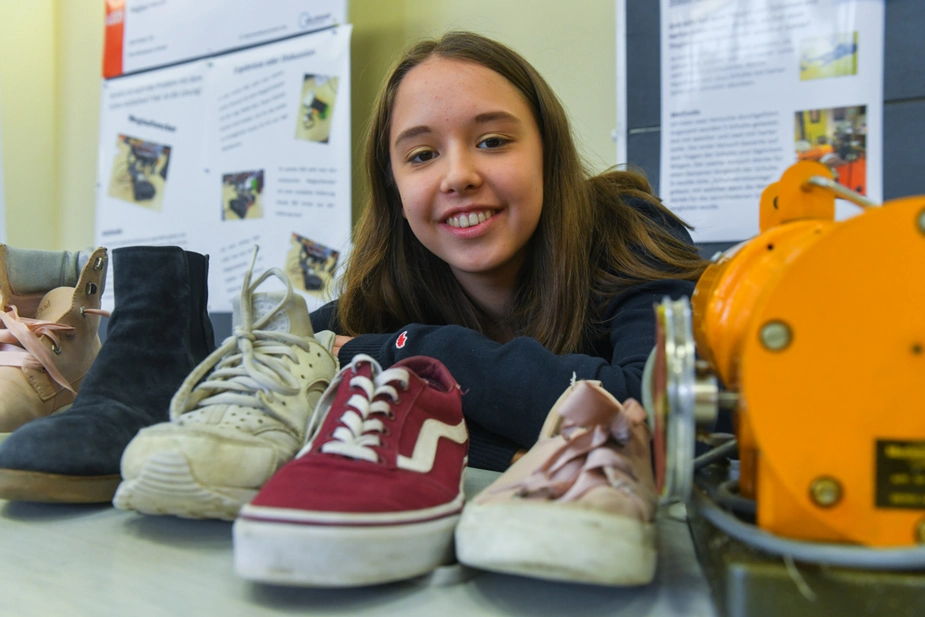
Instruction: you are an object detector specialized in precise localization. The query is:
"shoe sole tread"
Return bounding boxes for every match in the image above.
[113,450,255,520]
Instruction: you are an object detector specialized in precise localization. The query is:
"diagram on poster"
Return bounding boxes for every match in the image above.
[295,75,339,143]
[794,105,867,195]
[107,134,172,210]
[658,0,883,242]
[96,26,353,312]
[285,232,340,299]
[221,170,264,220]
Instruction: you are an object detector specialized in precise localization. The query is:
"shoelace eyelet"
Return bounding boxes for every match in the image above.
[50,343,62,355]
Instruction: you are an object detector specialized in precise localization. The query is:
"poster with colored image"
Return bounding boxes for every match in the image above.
[658,0,884,242]
[96,26,353,312]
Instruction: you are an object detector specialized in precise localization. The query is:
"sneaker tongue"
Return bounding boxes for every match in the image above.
[232,290,315,337]
[33,287,75,321]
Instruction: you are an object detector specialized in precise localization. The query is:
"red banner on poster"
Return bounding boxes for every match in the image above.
[103,0,125,78]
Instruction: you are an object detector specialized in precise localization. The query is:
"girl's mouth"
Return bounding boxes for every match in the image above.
[445,210,496,228]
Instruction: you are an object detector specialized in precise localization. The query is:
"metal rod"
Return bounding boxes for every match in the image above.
[802,175,880,209]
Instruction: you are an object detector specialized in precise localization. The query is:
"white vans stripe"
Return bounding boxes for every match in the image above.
[397,418,468,473]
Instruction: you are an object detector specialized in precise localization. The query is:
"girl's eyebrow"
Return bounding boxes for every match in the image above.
[393,125,431,149]
[392,111,522,149]
[473,111,521,125]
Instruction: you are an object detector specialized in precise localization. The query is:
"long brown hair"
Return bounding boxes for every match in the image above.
[338,31,705,353]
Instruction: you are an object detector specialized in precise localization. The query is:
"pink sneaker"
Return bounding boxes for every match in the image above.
[455,380,657,586]
[233,354,468,587]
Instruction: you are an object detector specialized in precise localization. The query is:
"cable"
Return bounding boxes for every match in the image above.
[713,479,756,516]
[694,439,738,471]
[692,486,925,570]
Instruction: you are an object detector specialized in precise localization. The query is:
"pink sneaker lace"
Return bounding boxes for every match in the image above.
[503,392,654,520]
[0,304,109,393]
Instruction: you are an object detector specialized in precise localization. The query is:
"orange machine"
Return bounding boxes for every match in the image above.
[651,160,925,548]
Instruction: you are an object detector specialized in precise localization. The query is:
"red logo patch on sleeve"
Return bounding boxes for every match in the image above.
[396,331,408,349]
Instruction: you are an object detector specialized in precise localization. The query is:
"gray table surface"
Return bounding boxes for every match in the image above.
[0,468,716,617]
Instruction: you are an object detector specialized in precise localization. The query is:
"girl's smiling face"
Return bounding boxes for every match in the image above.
[388,57,544,310]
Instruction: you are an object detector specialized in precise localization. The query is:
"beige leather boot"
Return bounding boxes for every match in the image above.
[0,246,109,440]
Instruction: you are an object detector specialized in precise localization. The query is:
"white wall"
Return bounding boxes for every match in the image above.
[0,0,61,249]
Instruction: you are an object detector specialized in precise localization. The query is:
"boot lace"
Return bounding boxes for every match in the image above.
[0,304,108,393]
[316,355,409,463]
[185,249,314,435]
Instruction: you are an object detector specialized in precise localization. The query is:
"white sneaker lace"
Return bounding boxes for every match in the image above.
[187,248,311,434]
[317,355,410,463]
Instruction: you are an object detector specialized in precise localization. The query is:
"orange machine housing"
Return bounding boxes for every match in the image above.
[691,161,925,547]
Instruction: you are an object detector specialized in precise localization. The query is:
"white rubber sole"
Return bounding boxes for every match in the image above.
[233,511,460,587]
[113,451,256,520]
[455,500,657,586]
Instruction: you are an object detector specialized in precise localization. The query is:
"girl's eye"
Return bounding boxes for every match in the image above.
[479,136,508,149]
[409,150,436,164]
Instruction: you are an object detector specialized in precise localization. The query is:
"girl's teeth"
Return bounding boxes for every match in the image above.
[447,210,493,228]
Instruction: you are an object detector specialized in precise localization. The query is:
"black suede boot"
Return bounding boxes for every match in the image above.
[0,246,216,503]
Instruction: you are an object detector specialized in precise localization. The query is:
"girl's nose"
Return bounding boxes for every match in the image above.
[439,147,482,194]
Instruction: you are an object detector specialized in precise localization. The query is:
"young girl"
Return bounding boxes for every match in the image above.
[310,31,706,472]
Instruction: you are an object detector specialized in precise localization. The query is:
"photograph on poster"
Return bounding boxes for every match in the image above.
[285,232,339,297]
[794,105,867,194]
[221,170,265,221]
[107,134,171,211]
[295,74,339,143]
[800,32,858,81]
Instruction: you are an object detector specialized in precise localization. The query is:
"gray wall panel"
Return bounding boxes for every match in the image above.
[626,0,660,130]
[627,129,661,194]
[883,0,925,102]
[883,99,925,200]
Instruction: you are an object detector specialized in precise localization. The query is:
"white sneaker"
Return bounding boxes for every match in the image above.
[113,249,338,520]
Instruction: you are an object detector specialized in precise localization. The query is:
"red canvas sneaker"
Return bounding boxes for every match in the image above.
[233,354,468,587]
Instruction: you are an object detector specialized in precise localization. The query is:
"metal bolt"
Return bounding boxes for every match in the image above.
[915,520,925,544]
[809,477,842,508]
[760,321,792,351]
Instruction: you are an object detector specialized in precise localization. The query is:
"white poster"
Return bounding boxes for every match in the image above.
[659,0,884,242]
[106,0,347,78]
[96,26,352,312]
